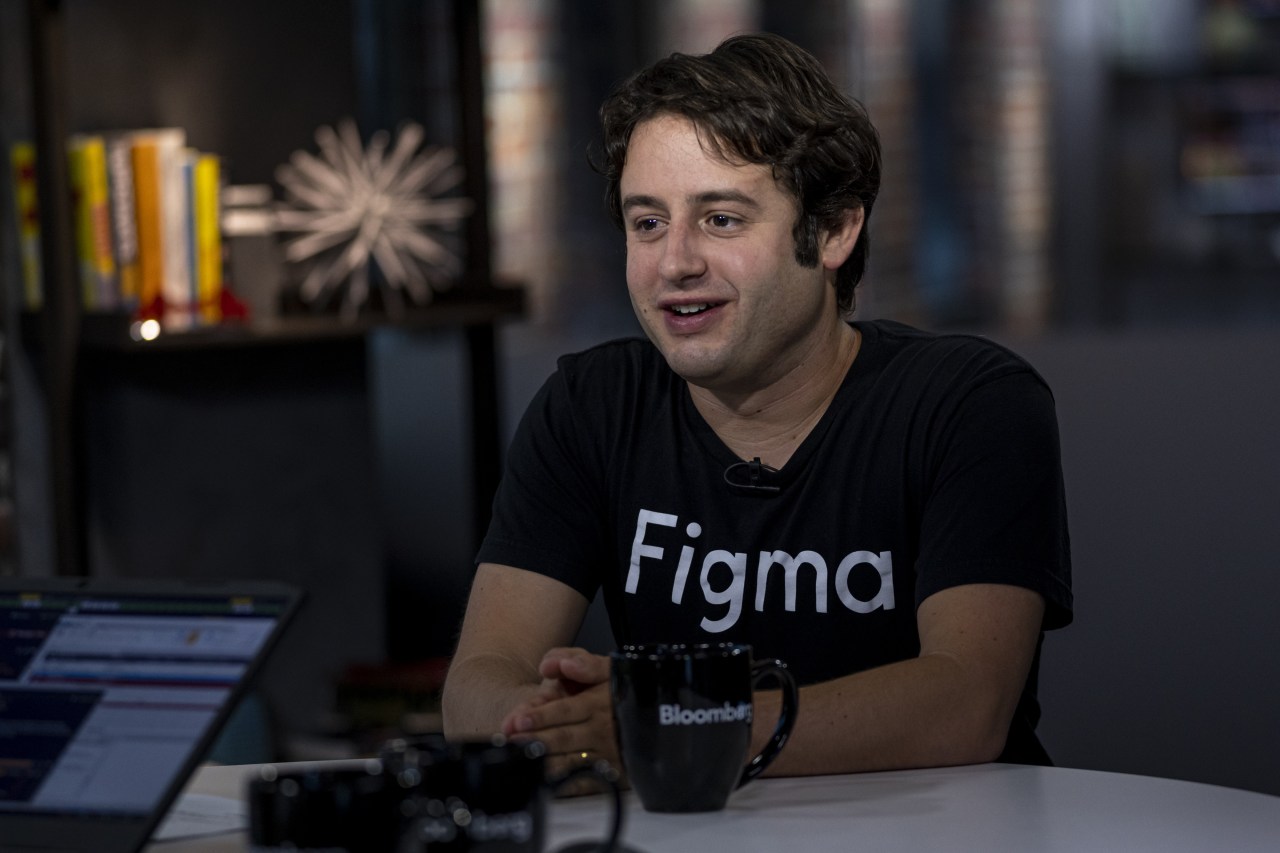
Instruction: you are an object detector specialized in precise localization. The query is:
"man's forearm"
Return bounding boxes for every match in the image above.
[441,654,545,739]
[749,585,1045,776]
[750,653,1013,777]
[442,564,591,739]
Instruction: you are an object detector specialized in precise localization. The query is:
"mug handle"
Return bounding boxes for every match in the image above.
[737,658,799,788]
[549,760,625,853]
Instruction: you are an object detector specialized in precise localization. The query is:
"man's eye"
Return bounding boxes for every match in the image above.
[636,218,661,232]
[709,214,736,228]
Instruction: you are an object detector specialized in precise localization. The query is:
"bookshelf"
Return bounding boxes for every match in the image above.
[20,285,524,353]
[19,0,524,579]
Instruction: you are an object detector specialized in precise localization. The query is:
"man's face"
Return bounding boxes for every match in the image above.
[620,114,841,396]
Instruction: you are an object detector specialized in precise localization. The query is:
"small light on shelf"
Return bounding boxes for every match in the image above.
[131,319,162,342]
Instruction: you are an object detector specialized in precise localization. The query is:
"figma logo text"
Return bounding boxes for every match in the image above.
[626,508,896,632]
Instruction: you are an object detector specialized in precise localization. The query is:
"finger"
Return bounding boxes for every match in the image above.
[546,753,602,794]
[499,677,571,736]
[500,711,526,738]
[508,683,609,736]
[507,714,607,754]
[536,646,586,680]
[538,648,611,689]
[537,673,573,699]
[545,747,626,791]
[507,706,591,747]
[508,706,619,771]
[555,650,611,684]
[541,753,625,807]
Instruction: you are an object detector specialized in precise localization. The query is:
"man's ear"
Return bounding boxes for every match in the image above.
[820,207,864,271]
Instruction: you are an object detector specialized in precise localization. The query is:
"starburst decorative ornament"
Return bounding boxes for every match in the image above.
[275,118,472,320]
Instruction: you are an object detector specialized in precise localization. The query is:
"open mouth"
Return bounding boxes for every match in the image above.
[669,303,714,316]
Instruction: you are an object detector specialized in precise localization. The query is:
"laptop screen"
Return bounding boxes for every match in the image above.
[0,579,299,826]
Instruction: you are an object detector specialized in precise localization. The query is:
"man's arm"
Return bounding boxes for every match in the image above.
[751,582,1045,775]
[441,563,590,739]
[509,582,1044,777]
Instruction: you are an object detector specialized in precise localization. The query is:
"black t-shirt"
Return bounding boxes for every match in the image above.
[478,319,1073,763]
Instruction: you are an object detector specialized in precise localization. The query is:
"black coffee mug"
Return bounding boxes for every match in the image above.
[610,642,798,812]
[249,735,623,852]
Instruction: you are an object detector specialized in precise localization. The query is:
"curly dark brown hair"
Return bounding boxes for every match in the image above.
[599,33,881,314]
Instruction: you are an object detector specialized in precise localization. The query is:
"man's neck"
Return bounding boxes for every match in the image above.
[688,322,860,470]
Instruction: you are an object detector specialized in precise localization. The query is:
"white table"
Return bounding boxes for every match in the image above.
[149,761,1280,852]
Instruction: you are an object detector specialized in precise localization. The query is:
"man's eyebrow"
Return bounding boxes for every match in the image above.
[621,194,664,214]
[691,189,761,210]
[621,190,763,214]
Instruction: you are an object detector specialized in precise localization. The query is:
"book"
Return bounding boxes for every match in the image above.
[8,142,42,310]
[9,128,228,327]
[104,132,141,310]
[182,149,199,326]
[68,135,120,311]
[193,153,224,324]
[129,128,191,326]
[130,133,166,319]
[156,130,193,330]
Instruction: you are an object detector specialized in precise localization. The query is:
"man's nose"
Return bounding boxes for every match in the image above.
[658,222,707,283]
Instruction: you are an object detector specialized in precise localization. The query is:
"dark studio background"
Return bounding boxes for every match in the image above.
[1,0,1278,796]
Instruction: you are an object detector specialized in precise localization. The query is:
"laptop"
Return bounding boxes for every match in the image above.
[0,576,302,853]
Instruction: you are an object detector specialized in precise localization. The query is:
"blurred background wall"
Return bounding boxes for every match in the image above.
[1,0,1277,794]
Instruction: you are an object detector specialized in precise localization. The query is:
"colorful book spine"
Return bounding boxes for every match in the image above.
[68,135,120,311]
[9,128,228,327]
[193,153,224,324]
[8,142,42,310]
[105,133,140,310]
[157,129,193,329]
[67,137,95,308]
[183,150,199,325]
[130,134,166,318]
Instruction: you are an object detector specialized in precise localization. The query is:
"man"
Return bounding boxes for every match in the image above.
[442,33,1072,779]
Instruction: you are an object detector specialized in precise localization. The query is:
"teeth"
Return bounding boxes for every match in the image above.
[672,303,710,315]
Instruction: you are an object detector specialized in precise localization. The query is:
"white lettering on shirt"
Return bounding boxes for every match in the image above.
[671,522,701,605]
[629,507,895,633]
[627,509,678,593]
[756,550,828,613]
[700,550,746,633]
[835,550,896,613]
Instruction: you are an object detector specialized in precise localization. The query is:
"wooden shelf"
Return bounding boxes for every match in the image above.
[21,284,525,353]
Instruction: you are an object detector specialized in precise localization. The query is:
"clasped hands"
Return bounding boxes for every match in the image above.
[500,646,623,781]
